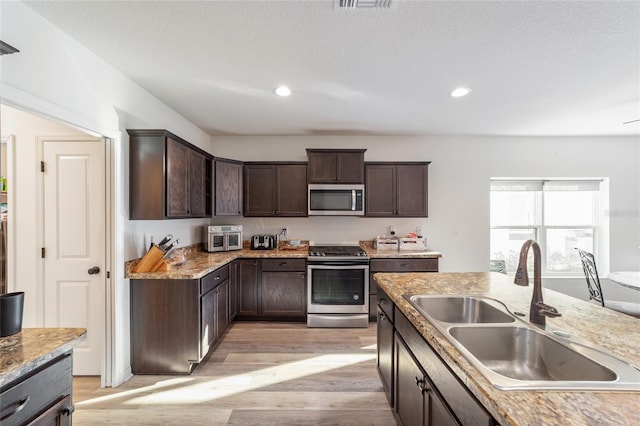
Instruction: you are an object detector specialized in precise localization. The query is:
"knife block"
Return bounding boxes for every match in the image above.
[132,245,164,273]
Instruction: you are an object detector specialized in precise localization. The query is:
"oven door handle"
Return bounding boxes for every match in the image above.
[308,262,370,268]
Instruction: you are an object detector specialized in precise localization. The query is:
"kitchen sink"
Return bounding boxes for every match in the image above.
[404,294,640,391]
[407,295,515,324]
[449,326,617,382]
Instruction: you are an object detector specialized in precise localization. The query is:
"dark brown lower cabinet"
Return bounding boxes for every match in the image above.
[376,287,497,426]
[0,352,73,426]
[395,334,458,426]
[235,258,307,320]
[130,265,230,374]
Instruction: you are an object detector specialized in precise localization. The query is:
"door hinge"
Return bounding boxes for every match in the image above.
[41,161,45,172]
[41,247,45,258]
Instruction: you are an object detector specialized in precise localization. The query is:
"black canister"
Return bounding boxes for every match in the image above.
[0,292,25,337]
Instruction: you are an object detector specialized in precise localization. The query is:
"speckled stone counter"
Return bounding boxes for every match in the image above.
[373,272,640,426]
[125,241,443,280]
[0,328,86,387]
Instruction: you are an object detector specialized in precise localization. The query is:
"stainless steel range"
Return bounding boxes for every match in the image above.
[307,245,370,328]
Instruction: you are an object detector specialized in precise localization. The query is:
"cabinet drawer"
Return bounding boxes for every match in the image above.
[370,258,438,272]
[201,264,230,294]
[0,353,72,426]
[377,287,394,321]
[261,258,306,272]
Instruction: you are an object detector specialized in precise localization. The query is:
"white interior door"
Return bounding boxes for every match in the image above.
[42,138,105,375]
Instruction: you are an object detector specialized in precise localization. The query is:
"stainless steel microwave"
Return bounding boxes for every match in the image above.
[308,184,365,216]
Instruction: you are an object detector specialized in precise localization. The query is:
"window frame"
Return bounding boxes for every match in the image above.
[490,179,602,277]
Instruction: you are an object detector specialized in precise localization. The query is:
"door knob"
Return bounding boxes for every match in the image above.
[88,266,100,275]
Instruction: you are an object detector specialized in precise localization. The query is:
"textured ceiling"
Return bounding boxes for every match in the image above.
[24,0,640,137]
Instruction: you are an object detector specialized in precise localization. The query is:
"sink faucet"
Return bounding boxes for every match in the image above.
[514,240,561,326]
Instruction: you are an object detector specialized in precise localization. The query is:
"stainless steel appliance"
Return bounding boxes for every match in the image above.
[205,225,243,252]
[308,184,365,216]
[307,245,369,328]
[251,235,276,250]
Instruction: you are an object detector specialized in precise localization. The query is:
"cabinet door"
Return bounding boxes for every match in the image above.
[395,334,426,426]
[237,259,259,316]
[229,261,239,321]
[200,288,216,359]
[377,306,394,406]
[215,160,243,216]
[27,394,72,426]
[244,164,276,216]
[366,164,396,216]
[396,164,428,217]
[336,151,365,183]
[307,151,337,183]
[166,138,190,217]
[260,271,306,318]
[189,149,208,217]
[215,280,229,339]
[276,164,308,216]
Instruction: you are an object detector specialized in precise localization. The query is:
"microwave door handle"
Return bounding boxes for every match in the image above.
[352,190,356,211]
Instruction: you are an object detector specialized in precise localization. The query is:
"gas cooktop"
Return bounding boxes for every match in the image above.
[308,245,368,259]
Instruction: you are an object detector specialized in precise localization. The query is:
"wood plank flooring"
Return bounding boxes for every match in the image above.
[73,322,396,425]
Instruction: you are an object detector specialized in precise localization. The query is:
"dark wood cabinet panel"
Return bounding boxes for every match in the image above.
[244,163,307,217]
[200,286,216,359]
[167,138,190,217]
[215,159,243,216]
[395,334,428,426]
[275,164,308,216]
[215,280,230,339]
[229,261,240,321]
[188,149,208,217]
[365,164,396,216]
[377,305,394,406]
[306,149,366,184]
[128,129,212,219]
[237,259,259,316]
[260,271,306,318]
[366,162,429,217]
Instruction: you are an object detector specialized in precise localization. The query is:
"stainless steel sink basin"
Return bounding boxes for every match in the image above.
[407,295,515,324]
[449,326,617,382]
[404,293,640,390]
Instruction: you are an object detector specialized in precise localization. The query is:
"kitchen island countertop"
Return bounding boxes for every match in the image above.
[0,328,86,387]
[374,271,640,426]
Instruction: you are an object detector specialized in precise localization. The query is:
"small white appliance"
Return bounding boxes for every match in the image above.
[205,225,243,252]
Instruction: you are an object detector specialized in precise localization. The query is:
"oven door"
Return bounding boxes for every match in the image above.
[307,262,369,314]
[225,231,243,251]
[207,232,225,252]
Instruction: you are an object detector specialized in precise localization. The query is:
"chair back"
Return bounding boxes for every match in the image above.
[576,248,605,306]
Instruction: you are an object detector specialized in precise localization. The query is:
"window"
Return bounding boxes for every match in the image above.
[490,179,602,275]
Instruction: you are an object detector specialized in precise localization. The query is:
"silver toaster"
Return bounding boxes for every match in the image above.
[251,235,276,250]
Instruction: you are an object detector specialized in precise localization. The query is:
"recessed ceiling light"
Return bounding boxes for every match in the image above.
[450,87,471,98]
[275,86,292,97]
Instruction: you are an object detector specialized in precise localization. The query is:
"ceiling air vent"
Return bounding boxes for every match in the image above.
[336,0,396,9]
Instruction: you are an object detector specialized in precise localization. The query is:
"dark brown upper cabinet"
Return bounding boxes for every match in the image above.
[128,129,212,219]
[244,162,308,217]
[306,149,366,184]
[214,158,243,216]
[365,162,430,217]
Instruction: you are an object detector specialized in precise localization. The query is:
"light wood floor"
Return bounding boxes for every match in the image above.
[73,322,396,425]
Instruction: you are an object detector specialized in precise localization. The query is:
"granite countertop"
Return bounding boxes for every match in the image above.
[0,328,87,388]
[373,272,640,426]
[125,241,443,280]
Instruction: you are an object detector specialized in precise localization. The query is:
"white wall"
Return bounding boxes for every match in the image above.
[1,2,213,386]
[210,135,640,302]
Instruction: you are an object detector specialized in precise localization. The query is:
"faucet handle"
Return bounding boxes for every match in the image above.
[536,302,562,318]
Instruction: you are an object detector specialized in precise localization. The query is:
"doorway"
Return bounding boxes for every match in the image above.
[1,105,110,376]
